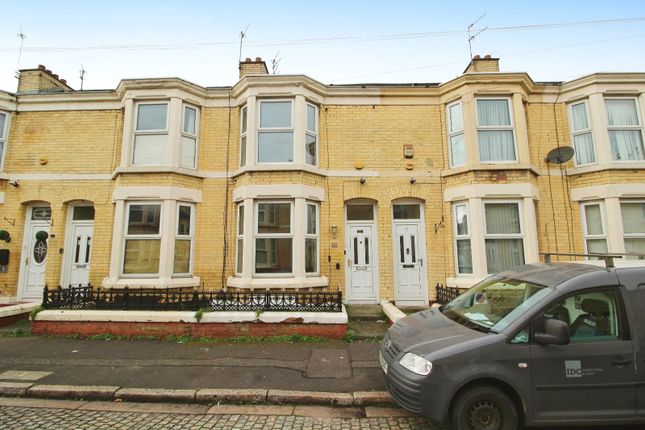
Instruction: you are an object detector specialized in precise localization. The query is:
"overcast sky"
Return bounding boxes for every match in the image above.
[1,0,644,92]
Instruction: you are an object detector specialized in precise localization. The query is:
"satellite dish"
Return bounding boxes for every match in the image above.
[545,146,575,164]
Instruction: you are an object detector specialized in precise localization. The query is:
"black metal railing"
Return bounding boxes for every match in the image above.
[435,283,464,305]
[42,284,343,313]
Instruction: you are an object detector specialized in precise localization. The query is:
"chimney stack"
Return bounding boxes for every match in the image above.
[239,57,269,79]
[464,54,500,74]
[17,64,73,93]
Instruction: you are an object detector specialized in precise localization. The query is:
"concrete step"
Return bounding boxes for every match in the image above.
[345,304,385,321]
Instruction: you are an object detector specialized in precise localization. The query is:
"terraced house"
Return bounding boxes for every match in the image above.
[0,56,644,306]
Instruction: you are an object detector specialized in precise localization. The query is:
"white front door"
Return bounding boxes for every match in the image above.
[19,207,51,299]
[68,223,93,285]
[347,225,377,301]
[394,223,423,299]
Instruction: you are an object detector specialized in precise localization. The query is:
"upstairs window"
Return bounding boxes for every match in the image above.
[477,98,516,162]
[306,104,318,165]
[258,101,293,163]
[569,101,596,165]
[133,103,169,165]
[0,112,7,168]
[606,99,644,161]
[447,102,465,167]
[240,106,248,167]
[180,105,198,169]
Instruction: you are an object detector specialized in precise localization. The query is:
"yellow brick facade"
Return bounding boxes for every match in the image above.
[0,61,644,304]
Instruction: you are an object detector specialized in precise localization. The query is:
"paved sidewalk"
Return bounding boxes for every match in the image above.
[0,397,437,430]
[0,336,383,393]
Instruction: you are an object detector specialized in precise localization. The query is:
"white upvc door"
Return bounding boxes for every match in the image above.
[66,223,93,286]
[346,224,378,303]
[18,207,51,300]
[394,222,424,302]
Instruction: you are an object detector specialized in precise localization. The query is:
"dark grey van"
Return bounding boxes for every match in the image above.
[380,262,645,429]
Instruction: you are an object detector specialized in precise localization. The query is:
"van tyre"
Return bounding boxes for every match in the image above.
[451,385,519,430]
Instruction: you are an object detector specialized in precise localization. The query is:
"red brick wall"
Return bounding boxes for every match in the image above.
[32,320,347,339]
[0,313,29,327]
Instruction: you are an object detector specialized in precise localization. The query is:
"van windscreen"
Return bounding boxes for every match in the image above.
[443,277,552,333]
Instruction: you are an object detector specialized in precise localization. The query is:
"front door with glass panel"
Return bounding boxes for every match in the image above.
[63,206,95,286]
[393,204,427,304]
[19,206,51,300]
[345,204,378,303]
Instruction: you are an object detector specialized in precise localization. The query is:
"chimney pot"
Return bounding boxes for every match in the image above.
[52,74,59,80]
[60,79,67,84]
[473,55,481,60]
[255,57,262,61]
[38,64,46,70]
[245,57,252,62]
[484,54,492,59]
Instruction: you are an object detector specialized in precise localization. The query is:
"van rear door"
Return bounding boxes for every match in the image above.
[529,287,637,422]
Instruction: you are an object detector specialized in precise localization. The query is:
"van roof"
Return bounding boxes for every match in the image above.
[498,262,607,288]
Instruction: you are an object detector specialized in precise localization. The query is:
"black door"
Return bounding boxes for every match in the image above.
[530,287,637,421]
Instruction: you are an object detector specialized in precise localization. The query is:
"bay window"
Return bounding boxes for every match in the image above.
[123,203,162,274]
[257,101,294,163]
[306,104,318,165]
[621,201,645,258]
[606,98,644,161]
[236,204,244,274]
[180,105,198,169]
[133,103,169,165]
[447,102,465,167]
[569,100,596,165]
[484,202,525,273]
[255,202,293,273]
[581,202,608,255]
[305,203,319,273]
[477,98,516,162]
[453,203,473,274]
[173,204,194,274]
[129,100,200,168]
[240,106,248,167]
[0,112,7,168]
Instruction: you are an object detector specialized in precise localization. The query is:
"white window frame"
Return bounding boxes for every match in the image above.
[568,100,596,166]
[173,203,195,276]
[0,111,8,170]
[236,204,244,275]
[305,103,318,166]
[180,104,199,169]
[446,101,465,168]
[254,200,294,276]
[475,97,518,163]
[257,99,294,164]
[580,201,608,257]
[240,105,248,167]
[620,200,645,258]
[122,201,163,277]
[605,97,645,162]
[483,200,525,275]
[305,202,320,275]
[132,101,170,166]
[453,202,473,275]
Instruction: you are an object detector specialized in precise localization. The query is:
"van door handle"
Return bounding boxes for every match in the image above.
[611,357,632,366]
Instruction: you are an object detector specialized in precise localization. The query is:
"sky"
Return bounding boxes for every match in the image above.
[1,0,644,92]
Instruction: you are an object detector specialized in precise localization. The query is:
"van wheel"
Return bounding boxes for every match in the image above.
[451,385,519,430]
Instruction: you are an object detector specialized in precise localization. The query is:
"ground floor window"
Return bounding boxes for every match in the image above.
[620,201,645,258]
[484,202,525,274]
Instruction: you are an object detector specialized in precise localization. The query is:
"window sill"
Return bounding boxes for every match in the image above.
[231,163,325,178]
[567,161,645,176]
[227,276,328,289]
[113,165,204,179]
[442,163,538,177]
[101,275,201,289]
[446,276,483,289]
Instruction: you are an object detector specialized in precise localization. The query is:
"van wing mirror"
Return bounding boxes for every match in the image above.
[534,319,570,345]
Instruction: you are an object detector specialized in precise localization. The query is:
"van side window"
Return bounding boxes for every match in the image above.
[541,289,625,343]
